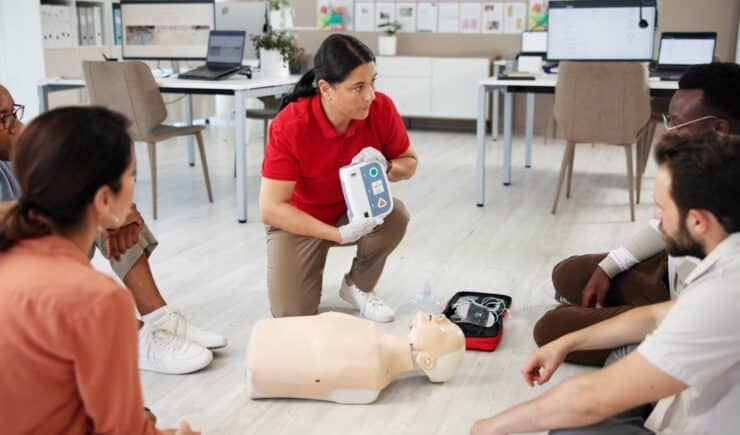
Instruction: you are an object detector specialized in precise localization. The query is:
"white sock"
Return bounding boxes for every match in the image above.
[143,305,168,324]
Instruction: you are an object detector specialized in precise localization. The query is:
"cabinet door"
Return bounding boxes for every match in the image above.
[431,58,490,119]
[376,56,433,78]
[375,76,432,117]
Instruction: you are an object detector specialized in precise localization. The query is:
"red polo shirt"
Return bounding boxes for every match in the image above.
[262,91,410,225]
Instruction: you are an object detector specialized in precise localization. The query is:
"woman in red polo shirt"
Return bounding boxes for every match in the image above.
[260,34,418,322]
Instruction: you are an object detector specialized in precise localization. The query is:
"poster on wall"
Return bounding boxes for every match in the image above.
[438,2,460,33]
[355,0,375,32]
[503,2,526,34]
[376,2,396,28]
[527,0,548,31]
[396,3,417,33]
[417,2,438,33]
[317,0,354,31]
[459,3,482,34]
[482,2,504,34]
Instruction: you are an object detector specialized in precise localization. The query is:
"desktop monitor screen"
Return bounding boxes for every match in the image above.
[215,1,268,62]
[521,32,547,54]
[121,0,215,60]
[547,0,656,61]
[206,31,245,65]
[658,32,716,66]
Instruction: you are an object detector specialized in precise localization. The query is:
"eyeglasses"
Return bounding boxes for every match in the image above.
[0,104,24,130]
[662,113,718,131]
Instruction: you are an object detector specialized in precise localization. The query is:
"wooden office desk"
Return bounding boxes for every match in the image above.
[38,73,300,223]
[475,75,679,206]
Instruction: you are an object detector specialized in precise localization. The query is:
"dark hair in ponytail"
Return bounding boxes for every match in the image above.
[0,106,132,251]
[280,33,375,111]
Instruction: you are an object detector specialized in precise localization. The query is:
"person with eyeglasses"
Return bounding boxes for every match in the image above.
[0,85,225,375]
[531,62,740,367]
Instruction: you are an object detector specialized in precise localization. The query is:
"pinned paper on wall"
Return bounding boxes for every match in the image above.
[482,2,504,34]
[460,3,482,34]
[438,2,460,33]
[503,2,526,34]
[355,0,375,32]
[376,2,396,28]
[417,2,438,33]
[317,0,354,31]
[396,3,417,33]
[527,0,548,31]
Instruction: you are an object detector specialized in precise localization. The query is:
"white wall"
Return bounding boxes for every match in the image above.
[0,0,45,118]
[0,1,7,85]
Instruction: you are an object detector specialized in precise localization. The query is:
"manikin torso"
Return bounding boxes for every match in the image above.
[246,312,465,404]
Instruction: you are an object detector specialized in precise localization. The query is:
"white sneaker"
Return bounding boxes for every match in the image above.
[339,277,395,323]
[149,308,228,350]
[138,324,213,374]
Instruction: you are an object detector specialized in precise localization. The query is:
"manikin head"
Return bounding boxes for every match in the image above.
[409,312,466,383]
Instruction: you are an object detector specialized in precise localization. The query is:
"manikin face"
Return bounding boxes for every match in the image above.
[653,165,706,259]
[409,313,465,382]
[319,62,377,121]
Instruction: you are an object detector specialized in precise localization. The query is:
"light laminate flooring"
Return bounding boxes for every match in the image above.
[92,125,658,435]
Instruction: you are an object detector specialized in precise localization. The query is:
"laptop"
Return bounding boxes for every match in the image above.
[651,32,717,81]
[179,30,246,80]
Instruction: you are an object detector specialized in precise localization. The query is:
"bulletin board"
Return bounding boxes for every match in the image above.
[315,1,542,35]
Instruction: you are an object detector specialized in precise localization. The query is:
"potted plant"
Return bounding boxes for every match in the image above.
[377,20,401,56]
[252,30,303,76]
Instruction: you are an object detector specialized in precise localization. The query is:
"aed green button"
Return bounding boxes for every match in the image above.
[369,167,379,177]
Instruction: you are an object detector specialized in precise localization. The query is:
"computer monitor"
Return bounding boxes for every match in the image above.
[657,32,716,67]
[547,0,656,61]
[215,1,268,63]
[521,32,547,55]
[121,0,215,60]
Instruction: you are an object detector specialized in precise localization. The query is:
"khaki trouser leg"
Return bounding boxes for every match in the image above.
[345,198,409,292]
[266,225,331,317]
[93,224,159,280]
[266,198,410,316]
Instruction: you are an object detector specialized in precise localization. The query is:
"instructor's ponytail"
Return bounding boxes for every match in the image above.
[280,34,375,111]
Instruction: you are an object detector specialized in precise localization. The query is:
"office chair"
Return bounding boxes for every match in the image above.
[83,61,213,219]
[551,62,651,221]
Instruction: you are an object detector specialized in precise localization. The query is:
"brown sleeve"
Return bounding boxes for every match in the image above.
[72,288,160,435]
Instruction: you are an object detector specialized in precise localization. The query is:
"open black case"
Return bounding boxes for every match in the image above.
[443,291,513,352]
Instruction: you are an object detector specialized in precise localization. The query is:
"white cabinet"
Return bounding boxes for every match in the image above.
[376,56,490,120]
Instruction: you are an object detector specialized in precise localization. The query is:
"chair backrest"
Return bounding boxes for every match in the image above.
[554,62,651,145]
[82,61,167,142]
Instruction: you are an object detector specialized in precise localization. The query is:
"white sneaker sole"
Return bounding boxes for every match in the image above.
[139,352,213,375]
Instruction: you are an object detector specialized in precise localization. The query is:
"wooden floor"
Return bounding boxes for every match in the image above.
[92,124,657,435]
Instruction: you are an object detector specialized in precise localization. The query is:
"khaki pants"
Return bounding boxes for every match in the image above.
[267,199,409,317]
[91,224,159,280]
[533,252,670,366]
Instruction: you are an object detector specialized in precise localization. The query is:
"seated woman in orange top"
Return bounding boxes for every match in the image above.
[0,107,197,435]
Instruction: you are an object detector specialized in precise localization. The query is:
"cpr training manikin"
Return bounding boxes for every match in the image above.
[246,312,466,404]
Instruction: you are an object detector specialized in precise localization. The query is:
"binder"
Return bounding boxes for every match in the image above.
[93,6,103,46]
[86,7,95,46]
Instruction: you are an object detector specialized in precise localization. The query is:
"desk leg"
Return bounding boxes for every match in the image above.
[525,92,535,168]
[185,94,195,167]
[503,91,513,186]
[37,85,49,113]
[475,84,487,207]
[492,89,499,141]
[235,91,247,223]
